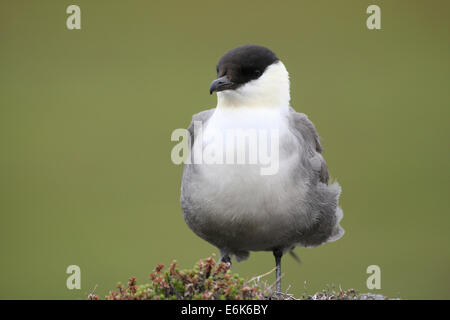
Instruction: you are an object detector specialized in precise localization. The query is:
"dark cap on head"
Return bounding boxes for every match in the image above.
[210,45,279,94]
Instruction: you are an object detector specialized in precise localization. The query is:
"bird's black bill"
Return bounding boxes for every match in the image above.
[209,76,234,95]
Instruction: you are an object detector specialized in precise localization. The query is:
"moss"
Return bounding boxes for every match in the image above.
[89,255,264,300]
[88,255,396,300]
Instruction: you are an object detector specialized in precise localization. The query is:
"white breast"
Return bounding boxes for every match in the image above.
[190,106,308,232]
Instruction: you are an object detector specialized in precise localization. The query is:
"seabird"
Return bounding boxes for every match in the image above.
[180,45,344,292]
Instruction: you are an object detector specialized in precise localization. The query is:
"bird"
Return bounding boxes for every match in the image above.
[180,44,344,292]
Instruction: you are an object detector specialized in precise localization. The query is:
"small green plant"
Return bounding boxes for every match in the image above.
[90,255,265,300]
[88,255,395,300]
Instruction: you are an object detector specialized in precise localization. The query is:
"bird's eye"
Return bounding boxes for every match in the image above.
[216,66,219,74]
[254,69,261,76]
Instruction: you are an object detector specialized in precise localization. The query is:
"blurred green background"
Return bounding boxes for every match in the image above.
[0,0,449,299]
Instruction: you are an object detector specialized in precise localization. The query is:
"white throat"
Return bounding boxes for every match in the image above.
[216,61,290,110]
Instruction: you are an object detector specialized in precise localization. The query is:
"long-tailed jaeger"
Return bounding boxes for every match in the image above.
[180,44,344,292]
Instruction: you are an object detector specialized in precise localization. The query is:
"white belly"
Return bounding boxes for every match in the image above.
[186,106,310,249]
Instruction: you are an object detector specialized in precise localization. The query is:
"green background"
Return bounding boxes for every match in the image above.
[1,0,449,299]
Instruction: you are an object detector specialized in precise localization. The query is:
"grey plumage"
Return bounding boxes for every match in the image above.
[181,107,344,259]
[180,45,344,291]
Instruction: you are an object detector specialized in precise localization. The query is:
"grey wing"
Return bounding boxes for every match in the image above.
[187,108,215,149]
[181,109,215,239]
[181,108,215,199]
[289,107,330,184]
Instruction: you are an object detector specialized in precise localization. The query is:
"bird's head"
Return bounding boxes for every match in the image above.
[210,45,290,108]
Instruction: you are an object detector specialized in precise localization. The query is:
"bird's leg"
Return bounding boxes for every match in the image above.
[220,254,231,266]
[273,249,283,293]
